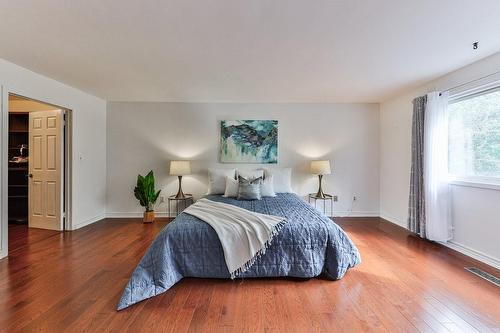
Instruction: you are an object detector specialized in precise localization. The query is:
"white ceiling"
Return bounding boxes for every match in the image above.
[0,0,499,103]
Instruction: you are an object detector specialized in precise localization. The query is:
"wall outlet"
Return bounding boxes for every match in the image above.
[353,196,357,202]
[333,195,338,202]
[159,196,165,203]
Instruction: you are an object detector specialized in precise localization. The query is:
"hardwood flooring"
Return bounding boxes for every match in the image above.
[1,218,499,332]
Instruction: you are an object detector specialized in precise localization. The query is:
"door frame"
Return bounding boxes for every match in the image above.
[0,88,73,258]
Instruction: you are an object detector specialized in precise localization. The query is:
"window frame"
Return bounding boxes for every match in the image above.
[447,79,500,190]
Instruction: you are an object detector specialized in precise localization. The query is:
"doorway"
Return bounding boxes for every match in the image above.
[6,94,71,251]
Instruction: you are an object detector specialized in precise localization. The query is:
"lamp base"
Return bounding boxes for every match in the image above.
[315,174,327,198]
[315,190,327,199]
[174,192,186,199]
[175,175,186,199]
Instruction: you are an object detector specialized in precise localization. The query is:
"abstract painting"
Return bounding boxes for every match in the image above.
[220,120,278,163]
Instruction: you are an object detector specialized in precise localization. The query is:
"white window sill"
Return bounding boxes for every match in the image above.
[448,179,500,191]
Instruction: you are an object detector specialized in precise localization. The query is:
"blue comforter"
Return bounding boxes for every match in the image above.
[117,193,360,310]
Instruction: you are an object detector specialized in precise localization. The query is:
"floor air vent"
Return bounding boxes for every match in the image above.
[465,267,500,287]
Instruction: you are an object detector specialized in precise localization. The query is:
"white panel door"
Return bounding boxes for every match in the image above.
[29,110,63,230]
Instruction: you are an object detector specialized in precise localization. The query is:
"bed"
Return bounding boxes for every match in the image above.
[117,193,361,310]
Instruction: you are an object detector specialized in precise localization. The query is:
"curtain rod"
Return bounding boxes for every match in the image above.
[439,70,500,95]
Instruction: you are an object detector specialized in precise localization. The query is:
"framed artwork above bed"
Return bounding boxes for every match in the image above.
[220,120,278,164]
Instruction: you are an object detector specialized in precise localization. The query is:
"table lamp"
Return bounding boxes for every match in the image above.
[310,160,331,198]
[170,160,191,198]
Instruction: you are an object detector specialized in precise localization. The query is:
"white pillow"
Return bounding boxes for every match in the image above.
[236,169,264,180]
[223,176,239,198]
[260,175,276,197]
[208,168,236,194]
[263,168,293,193]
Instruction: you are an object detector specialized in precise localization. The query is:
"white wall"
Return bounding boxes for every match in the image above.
[0,58,107,258]
[379,52,500,268]
[107,102,380,218]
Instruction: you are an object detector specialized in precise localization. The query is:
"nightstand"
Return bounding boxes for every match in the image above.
[167,195,194,218]
[308,193,333,216]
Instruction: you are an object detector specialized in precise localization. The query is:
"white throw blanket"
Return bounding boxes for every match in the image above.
[183,198,287,279]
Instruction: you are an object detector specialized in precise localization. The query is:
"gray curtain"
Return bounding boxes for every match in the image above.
[408,95,427,237]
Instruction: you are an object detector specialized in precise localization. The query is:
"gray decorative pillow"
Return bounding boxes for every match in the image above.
[237,176,263,200]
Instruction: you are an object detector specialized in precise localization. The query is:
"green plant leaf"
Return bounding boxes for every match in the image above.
[133,170,160,212]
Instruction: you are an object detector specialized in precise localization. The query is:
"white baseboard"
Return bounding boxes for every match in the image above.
[332,211,379,218]
[379,213,500,270]
[71,213,106,230]
[379,211,406,228]
[0,247,6,260]
[106,212,171,218]
[106,212,145,218]
[440,241,500,270]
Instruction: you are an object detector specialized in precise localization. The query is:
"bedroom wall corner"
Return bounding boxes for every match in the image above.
[379,52,500,267]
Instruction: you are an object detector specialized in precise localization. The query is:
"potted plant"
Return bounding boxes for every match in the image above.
[134,170,161,223]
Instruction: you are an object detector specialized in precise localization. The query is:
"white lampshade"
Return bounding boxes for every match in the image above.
[310,160,331,175]
[170,160,191,176]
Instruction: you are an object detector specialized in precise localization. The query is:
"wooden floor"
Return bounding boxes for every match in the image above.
[1,218,499,332]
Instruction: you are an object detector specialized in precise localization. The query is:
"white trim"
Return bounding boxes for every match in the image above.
[449,179,500,191]
[448,74,500,101]
[332,211,379,218]
[379,214,500,270]
[440,241,500,270]
[71,213,106,230]
[106,212,170,218]
[0,85,7,259]
[379,211,406,228]
[63,110,73,230]
[0,88,74,258]
[447,80,500,190]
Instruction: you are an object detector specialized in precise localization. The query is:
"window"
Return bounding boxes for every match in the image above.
[448,87,500,184]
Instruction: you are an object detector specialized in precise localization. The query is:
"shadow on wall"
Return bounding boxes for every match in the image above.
[122,126,212,213]
[118,113,362,215]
